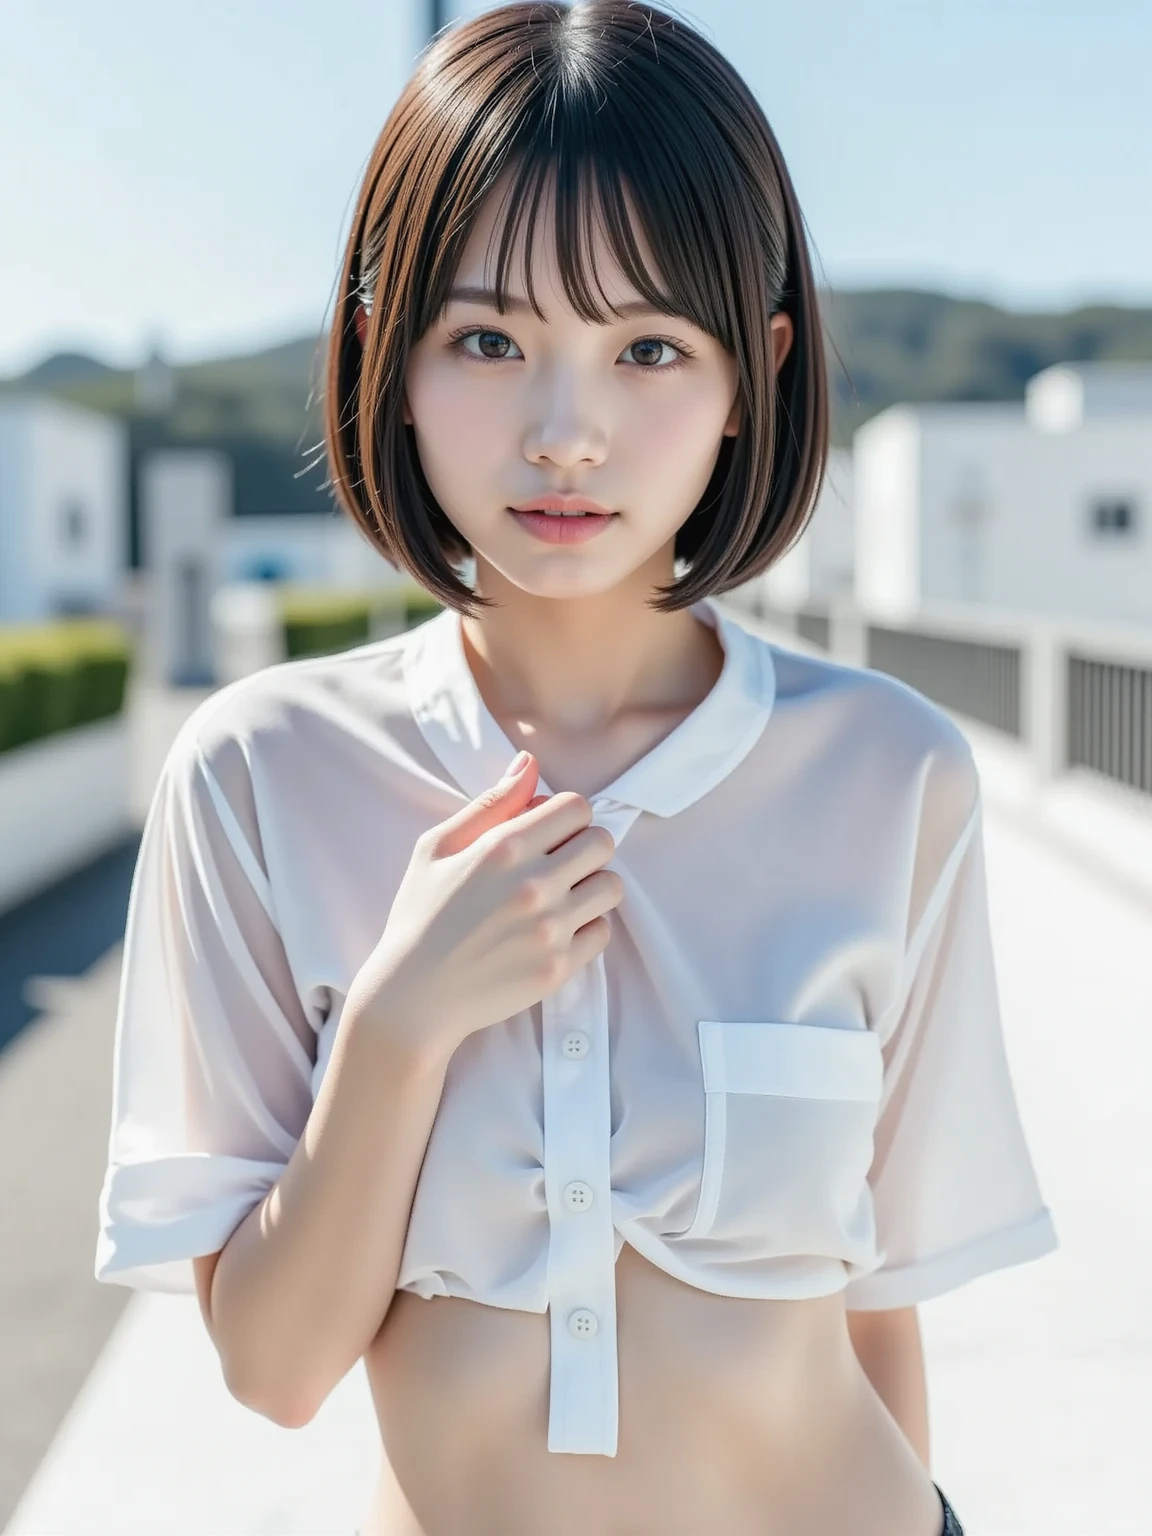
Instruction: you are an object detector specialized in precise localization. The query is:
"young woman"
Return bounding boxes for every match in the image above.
[96,4,1058,1532]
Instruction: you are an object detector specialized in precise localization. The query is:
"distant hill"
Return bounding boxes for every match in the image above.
[0,332,329,451]
[821,289,1152,444]
[4,289,1152,452]
[15,351,123,391]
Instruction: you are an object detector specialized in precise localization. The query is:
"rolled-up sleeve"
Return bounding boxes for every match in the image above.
[95,719,317,1294]
[844,764,1059,1309]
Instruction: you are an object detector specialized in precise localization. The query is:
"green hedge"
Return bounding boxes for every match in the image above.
[278,582,444,661]
[0,585,445,758]
[0,619,133,758]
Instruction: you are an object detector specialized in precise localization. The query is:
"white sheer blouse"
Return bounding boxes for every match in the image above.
[95,595,1058,1456]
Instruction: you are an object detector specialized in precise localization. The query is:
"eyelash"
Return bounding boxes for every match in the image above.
[445,325,696,373]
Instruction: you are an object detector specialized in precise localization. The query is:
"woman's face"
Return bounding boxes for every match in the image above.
[395,176,792,602]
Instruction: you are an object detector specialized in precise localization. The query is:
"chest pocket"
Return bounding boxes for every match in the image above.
[682,1020,883,1249]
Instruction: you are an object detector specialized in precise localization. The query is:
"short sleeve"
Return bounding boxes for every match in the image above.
[95,719,318,1293]
[843,765,1058,1309]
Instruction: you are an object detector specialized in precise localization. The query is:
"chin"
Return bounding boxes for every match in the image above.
[476,556,625,602]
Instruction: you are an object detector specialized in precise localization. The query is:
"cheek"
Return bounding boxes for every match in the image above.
[627,384,733,476]
[407,366,509,477]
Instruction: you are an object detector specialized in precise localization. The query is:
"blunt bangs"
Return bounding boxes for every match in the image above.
[321,0,829,619]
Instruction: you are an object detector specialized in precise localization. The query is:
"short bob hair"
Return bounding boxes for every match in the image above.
[323,0,829,619]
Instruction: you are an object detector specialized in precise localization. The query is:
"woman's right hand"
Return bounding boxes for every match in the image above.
[345,751,623,1062]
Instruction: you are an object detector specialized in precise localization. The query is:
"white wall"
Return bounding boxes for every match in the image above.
[0,717,133,915]
[0,404,32,619]
[0,395,127,623]
[853,407,925,620]
[921,413,1152,622]
[916,404,1030,610]
[1027,361,1152,430]
[139,448,228,685]
[761,446,855,608]
[854,395,1152,627]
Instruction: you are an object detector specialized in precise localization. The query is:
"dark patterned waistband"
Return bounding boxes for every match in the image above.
[934,1481,965,1535]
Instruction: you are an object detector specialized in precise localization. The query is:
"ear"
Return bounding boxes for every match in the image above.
[770,311,794,374]
[723,392,742,437]
[724,311,794,437]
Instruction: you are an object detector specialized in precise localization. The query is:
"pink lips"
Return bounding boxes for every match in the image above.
[508,507,617,544]
[510,493,617,517]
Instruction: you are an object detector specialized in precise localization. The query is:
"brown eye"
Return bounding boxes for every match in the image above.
[452,328,520,362]
[623,336,690,370]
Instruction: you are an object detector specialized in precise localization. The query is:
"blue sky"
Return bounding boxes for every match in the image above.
[2,0,1149,376]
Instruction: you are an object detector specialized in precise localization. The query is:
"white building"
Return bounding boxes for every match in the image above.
[759,445,854,609]
[852,362,1152,626]
[0,396,128,623]
[0,391,407,683]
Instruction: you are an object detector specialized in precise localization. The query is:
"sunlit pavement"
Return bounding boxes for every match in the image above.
[3,647,1151,1534]
[5,1293,380,1535]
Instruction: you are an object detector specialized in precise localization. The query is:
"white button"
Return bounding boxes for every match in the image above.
[561,1030,590,1059]
[563,1180,594,1212]
[568,1308,599,1339]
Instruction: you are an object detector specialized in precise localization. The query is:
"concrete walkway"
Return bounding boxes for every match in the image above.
[916,756,1152,1534]
[0,679,218,1528]
[3,671,1151,1532]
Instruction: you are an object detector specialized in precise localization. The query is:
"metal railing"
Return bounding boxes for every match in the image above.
[866,626,1022,739]
[726,585,1152,803]
[1068,653,1152,796]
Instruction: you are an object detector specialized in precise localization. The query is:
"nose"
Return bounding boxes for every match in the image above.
[522,366,608,470]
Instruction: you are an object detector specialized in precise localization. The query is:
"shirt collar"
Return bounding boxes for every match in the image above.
[403,594,776,819]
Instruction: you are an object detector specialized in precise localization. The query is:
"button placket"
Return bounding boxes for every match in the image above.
[541,955,617,1455]
[541,801,638,1458]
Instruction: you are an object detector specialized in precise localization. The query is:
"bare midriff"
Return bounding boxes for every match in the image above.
[357,1242,946,1536]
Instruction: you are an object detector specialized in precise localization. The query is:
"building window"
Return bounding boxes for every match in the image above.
[60,498,88,546]
[1090,497,1138,536]
[242,555,290,582]
[54,596,99,617]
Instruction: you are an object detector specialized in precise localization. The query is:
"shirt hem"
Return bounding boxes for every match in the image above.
[841,1206,1059,1310]
[615,1225,857,1301]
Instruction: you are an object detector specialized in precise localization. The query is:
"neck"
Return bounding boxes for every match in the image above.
[459,560,720,736]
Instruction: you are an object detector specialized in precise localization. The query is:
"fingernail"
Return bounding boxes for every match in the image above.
[504,750,530,779]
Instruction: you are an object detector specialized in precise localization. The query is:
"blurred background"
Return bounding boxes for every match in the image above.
[1,1,1150,1532]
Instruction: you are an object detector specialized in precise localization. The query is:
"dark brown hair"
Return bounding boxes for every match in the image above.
[322,0,829,618]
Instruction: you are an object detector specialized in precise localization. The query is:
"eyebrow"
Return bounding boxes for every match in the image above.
[443,285,677,321]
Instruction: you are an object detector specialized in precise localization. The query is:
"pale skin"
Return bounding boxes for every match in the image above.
[847,1304,932,1469]
[195,171,939,1533]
